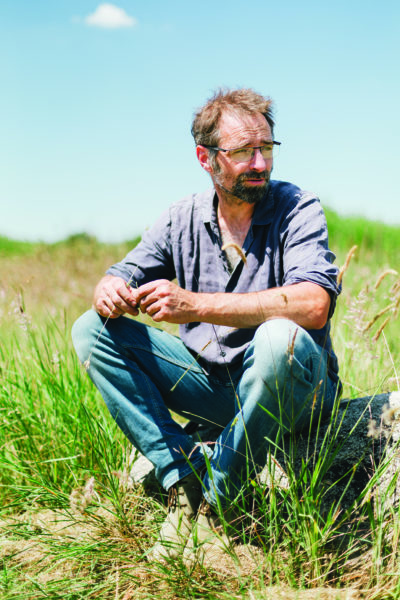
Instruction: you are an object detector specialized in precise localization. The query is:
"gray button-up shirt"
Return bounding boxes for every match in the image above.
[107,180,340,383]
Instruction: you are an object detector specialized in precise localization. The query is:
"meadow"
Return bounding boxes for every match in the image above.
[0,208,399,599]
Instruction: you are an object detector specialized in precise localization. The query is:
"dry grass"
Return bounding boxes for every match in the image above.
[1,232,400,599]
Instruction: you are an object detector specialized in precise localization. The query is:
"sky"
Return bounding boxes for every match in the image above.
[1,0,399,242]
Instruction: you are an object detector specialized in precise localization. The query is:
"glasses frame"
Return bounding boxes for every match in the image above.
[202,141,281,163]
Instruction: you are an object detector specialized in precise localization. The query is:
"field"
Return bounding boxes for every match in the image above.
[1,209,399,599]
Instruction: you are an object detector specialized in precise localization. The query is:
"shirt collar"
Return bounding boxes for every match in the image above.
[251,183,276,225]
[199,189,217,224]
[199,183,276,226]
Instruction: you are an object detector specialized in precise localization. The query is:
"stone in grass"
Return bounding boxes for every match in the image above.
[130,392,400,516]
[262,391,400,517]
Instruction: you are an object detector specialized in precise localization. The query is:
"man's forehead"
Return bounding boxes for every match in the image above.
[218,110,271,145]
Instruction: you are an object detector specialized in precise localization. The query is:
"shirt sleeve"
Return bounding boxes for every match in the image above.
[281,193,340,316]
[106,208,176,286]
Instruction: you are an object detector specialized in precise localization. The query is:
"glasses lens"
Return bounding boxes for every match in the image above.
[227,144,277,163]
[260,144,274,159]
[228,148,253,163]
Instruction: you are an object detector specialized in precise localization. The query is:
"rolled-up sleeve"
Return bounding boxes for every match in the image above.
[280,193,340,316]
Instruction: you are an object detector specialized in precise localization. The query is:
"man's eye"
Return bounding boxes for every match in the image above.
[230,148,251,160]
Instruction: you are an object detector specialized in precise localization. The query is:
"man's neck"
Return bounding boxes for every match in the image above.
[216,188,254,250]
[215,185,255,221]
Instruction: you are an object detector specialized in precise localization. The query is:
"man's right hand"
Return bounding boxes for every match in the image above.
[93,275,139,318]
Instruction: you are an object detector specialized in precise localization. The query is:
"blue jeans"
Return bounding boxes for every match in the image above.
[72,311,338,507]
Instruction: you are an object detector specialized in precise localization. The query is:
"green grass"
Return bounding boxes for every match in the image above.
[325,208,400,264]
[0,235,39,257]
[0,213,399,599]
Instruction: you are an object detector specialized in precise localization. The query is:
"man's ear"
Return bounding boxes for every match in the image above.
[196,145,213,174]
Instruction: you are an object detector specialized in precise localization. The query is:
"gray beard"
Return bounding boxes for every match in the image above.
[215,171,270,205]
[231,175,269,205]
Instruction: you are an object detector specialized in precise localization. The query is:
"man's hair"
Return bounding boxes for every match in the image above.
[191,88,275,148]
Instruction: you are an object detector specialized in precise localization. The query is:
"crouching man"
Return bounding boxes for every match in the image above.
[72,88,341,561]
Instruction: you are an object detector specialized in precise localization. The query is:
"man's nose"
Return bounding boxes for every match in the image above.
[249,148,269,170]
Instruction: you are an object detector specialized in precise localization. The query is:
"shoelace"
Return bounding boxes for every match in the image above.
[168,485,178,510]
[198,498,212,516]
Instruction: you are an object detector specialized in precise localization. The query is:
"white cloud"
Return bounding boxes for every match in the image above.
[85,4,137,29]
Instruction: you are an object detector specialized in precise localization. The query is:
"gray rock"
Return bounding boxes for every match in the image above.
[260,391,400,515]
[130,392,400,515]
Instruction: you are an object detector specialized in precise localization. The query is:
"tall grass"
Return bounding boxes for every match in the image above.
[0,212,399,599]
[325,208,400,264]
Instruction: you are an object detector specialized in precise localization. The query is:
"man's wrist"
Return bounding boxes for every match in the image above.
[189,291,209,322]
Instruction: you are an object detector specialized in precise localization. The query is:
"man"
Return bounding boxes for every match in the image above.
[72,88,340,561]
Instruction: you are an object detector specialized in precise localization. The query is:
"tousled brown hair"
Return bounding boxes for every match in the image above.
[191,88,275,148]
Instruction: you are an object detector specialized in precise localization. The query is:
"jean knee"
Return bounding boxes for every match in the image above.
[254,318,301,363]
[253,318,329,390]
[71,309,102,363]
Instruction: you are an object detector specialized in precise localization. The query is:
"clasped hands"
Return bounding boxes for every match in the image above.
[93,276,197,324]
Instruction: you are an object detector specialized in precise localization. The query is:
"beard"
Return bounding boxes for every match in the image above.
[214,170,271,205]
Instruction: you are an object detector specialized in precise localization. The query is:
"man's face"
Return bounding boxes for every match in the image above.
[211,110,273,205]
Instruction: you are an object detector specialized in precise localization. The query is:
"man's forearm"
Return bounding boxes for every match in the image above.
[192,282,331,330]
[128,279,331,330]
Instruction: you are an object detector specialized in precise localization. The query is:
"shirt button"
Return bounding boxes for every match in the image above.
[220,351,226,357]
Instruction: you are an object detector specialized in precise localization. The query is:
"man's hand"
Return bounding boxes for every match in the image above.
[135,279,197,324]
[93,276,330,330]
[135,280,330,330]
[93,275,140,318]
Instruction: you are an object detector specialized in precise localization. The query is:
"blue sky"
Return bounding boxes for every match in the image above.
[1,1,399,242]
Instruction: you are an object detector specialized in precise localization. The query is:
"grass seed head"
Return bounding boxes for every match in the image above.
[337,245,358,286]
[367,419,380,439]
[372,316,390,342]
[374,269,398,290]
[363,302,396,333]
[221,242,247,264]
[381,403,400,426]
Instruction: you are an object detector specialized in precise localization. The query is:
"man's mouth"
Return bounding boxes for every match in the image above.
[241,172,268,183]
[243,176,266,184]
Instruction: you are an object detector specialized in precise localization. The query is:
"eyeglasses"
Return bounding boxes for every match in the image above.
[203,141,281,163]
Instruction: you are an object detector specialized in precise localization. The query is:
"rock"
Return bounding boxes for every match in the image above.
[260,391,400,515]
[130,392,400,515]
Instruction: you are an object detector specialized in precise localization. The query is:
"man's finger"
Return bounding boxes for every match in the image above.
[135,279,170,301]
[116,282,138,306]
[96,297,117,318]
[107,287,137,312]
